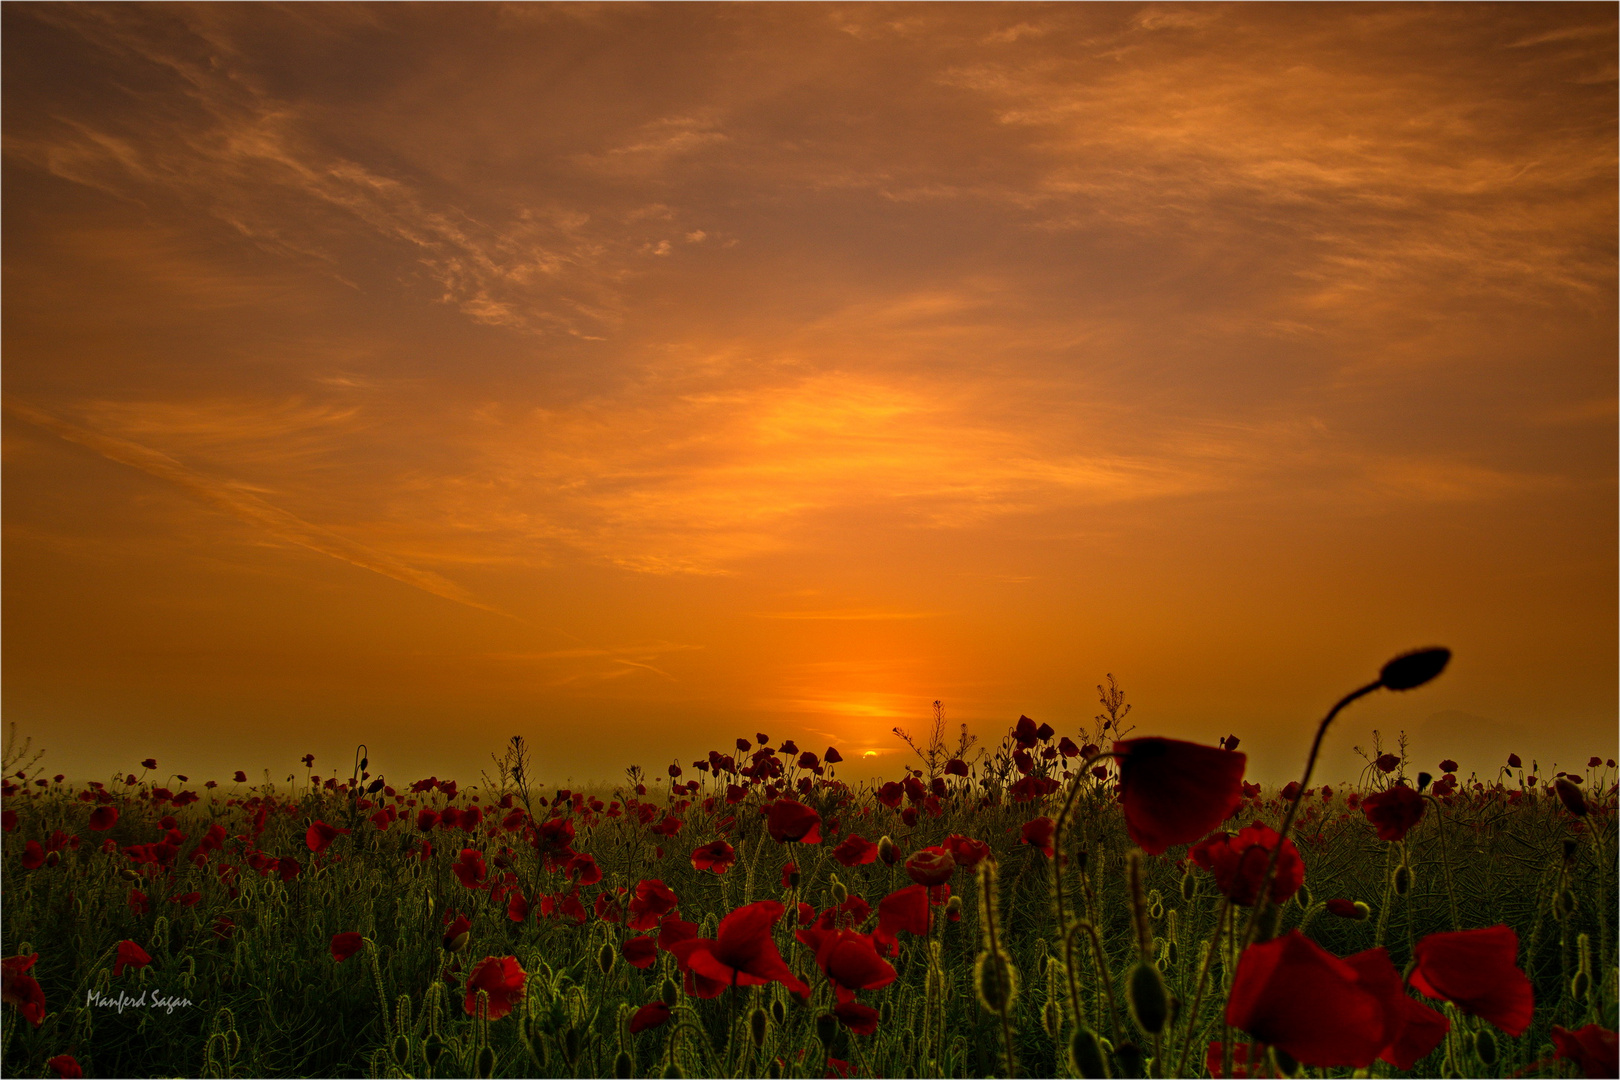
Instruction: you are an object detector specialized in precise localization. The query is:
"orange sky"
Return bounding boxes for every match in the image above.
[4,3,1615,788]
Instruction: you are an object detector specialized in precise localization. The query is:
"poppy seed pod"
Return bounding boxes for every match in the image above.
[1379,647,1451,691]
[613,1050,633,1079]
[945,895,963,919]
[750,1006,768,1046]
[1068,1028,1108,1078]
[1128,961,1168,1034]
[1296,883,1313,910]
[1572,970,1590,1001]
[829,877,848,906]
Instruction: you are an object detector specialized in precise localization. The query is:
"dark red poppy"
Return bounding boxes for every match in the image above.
[630,1001,671,1034]
[627,879,680,930]
[1409,925,1534,1036]
[20,842,44,870]
[1227,931,1447,1068]
[453,848,487,889]
[1058,737,1081,758]
[127,888,148,915]
[905,846,955,886]
[1326,898,1365,920]
[872,884,929,955]
[825,747,843,764]
[46,1055,82,1078]
[305,820,350,854]
[1021,816,1055,857]
[331,932,364,963]
[442,914,472,951]
[1507,753,1522,769]
[2,954,45,1026]
[658,915,698,952]
[114,940,152,977]
[833,1000,880,1035]
[767,799,822,844]
[1375,753,1400,774]
[1189,824,1303,907]
[1552,1024,1620,1079]
[169,891,201,907]
[623,935,657,969]
[1556,778,1590,817]
[813,929,896,1003]
[833,834,879,867]
[508,891,529,923]
[464,956,527,1020]
[691,839,736,874]
[943,834,990,869]
[944,758,969,777]
[1114,738,1246,855]
[668,901,808,996]
[1014,716,1039,748]
[141,759,158,771]
[1438,759,1458,773]
[89,806,118,831]
[277,856,301,881]
[1204,1042,1253,1079]
[1360,784,1424,842]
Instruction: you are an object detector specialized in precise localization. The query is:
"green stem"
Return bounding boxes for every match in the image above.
[1173,898,1232,1077]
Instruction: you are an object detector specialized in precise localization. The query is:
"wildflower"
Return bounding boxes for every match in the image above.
[452,849,487,889]
[872,884,929,955]
[127,888,148,915]
[1189,824,1304,907]
[2,954,45,1026]
[141,759,158,771]
[944,758,969,777]
[88,806,118,831]
[623,936,657,969]
[1438,759,1458,773]
[811,929,896,1002]
[442,915,472,951]
[1020,816,1055,857]
[1555,778,1589,817]
[1014,716,1039,748]
[114,941,152,977]
[47,1055,82,1078]
[832,834,879,867]
[627,879,680,930]
[1375,753,1401,774]
[1507,753,1522,769]
[629,1001,671,1033]
[905,846,955,886]
[825,747,843,764]
[767,799,822,844]
[304,820,350,854]
[1114,737,1246,854]
[667,901,809,996]
[1361,784,1424,842]
[330,932,364,963]
[833,1000,880,1034]
[463,956,527,1020]
[1551,1024,1620,1079]
[691,839,736,875]
[1409,925,1534,1036]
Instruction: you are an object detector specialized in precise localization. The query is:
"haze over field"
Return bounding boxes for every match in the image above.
[3,3,1615,786]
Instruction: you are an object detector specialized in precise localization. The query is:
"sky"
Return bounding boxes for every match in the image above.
[3,3,1615,789]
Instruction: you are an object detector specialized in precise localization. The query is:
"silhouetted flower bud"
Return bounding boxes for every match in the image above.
[750,1007,768,1047]
[1555,778,1589,817]
[1475,1029,1498,1066]
[1127,961,1168,1035]
[815,1013,838,1047]
[1068,1028,1108,1078]
[614,1050,634,1078]
[474,1045,495,1079]
[1417,772,1433,792]
[771,999,786,1025]
[1379,647,1451,690]
[598,942,616,976]
[1393,864,1411,896]
[659,977,679,1006]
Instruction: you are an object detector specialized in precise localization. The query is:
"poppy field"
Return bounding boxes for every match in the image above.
[3,650,1617,1079]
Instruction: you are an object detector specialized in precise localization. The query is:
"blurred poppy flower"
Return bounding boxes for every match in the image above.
[905,846,955,886]
[127,888,149,916]
[305,820,350,854]
[1204,1041,1252,1079]
[1507,753,1522,769]
[440,914,472,952]
[141,759,157,771]
[1326,898,1366,920]
[1021,816,1055,858]
[630,1001,671,1034]
[1189,824,1303,907]
[20,842,44,870]
[692,839,736,875]
[1551,1024,1620,1079]
[88,806,118,831]
[47,1055,82,1078]
[2,954,45,1026]
[813,930,896,1003]
[943,834,990,869]
[1058,737,1081,758]
[1361,785,1424,842]
[944,758,969,777]
[825,748,843,764]
[169,891,201,907]
[464,955,527,1020]
[627,879,680,930]
[330,932,364,963]
[767,799,822,844]
[669,901,808,996]
[1438,759,1458,773]
[1014,716,1039,748]
[833,834,879,867]
[453,849,487,889]
[1555,778,1589,817]
[507,891,529,923]
[833,1000,880,1035]
[873,885,929,955]
[658,915,698,952]
[623,935,657,969]
[1115,738,1246,855]
[114,940,152,977]
[277,856,302,882]
[1375,753,1401,774]
[1409,925,1534,1036]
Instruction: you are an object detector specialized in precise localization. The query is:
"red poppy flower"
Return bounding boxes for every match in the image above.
[1204,1042,1253,1079]
[442,914,472,950]
[277,856,301,881]
[507,890,529,923]
[305,820,350,854]
[1014,716,1039,747]
[905,846,955,886]
[1409,925,1534,1036]
[1189,824,1304,907]
[629,1001,671,1034]
[1361,784,1425,842]
[127,888,148,915]
[1326,898,1365,920]
[623,936,658,969]
[141,759,158,771]
[2,954,45,1026]
[944,758,969,777]
[1437,759,1458,773]
[1021,816,1055,857]
[813,929,896,1003]
[453,848,487,889]
[942,834,990,869]
[1552,1024,1620,1079]
[114,940,152,977]
[825,747,843,764]
[832,834,879,867]
[88,806,118,831]
[691,839,736,875]
[627,879,680,930]
[331,932,364,963]
[767,799,822,844]
[1507,753,1522,769]
[1556,778,1590,817]
[834,1000,880,1035]
[872,884,929,955]
[658,915,698,952]
[464,956,527,1020]
[20,842,44,870]
[1227,931,1447,1068]
[669,901,808,996]
[47,1055,82,1078]
[1375,753,1400,774]
[1114,738,1246,855]
[169,891,201,907]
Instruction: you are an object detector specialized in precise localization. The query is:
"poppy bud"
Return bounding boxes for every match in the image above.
[750,1007,768,1047]
[1379,647,1451,691]
[662,1064,684,1079]
[447,932,470,954]
[119,868,140,881]
[614,1050,634,1079]
[878,835,899,865]
[816,1012,838,1047]
[829,876,847,906]
[880,1000,892,1023]
[1555,778,1589,817]
[563,1027,581,1065]
[424,1036,445,1067]
[786,869,800,889]
[1393,863,1411,896]
[769,1059,784,1080]
[1272,1047,1300,1077]
[945,894,963,919]
[1475,1028,1498,1066]
[771,999,786,1025]
[1563,839,1579,862]
[1295,882,1312,910]
[1353,900,1372,919]
[1114,1040,1142,1078]
[1043,1000,1061,1038]
[1572,970,1590,1001]
[1416,771,1433,792]
[974,950,1017,1014]
[474,1045,495,1079]
[659,978,679,1006]
[360,756,369,772]
[1148,901,1164,921]
[45,851,59,867]
[1068,1027,1108,1078]
[1127,961,1167,1034]
[598,942,616,976]
[1556,889,1577,921]
[1179,870,1195,902]
[1165,940,1178,966]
